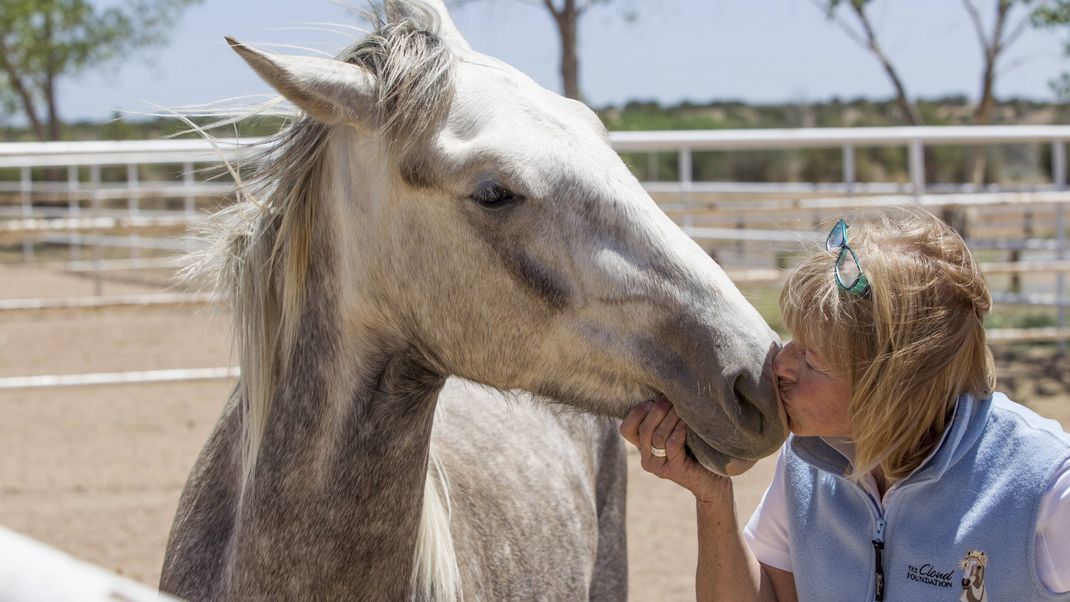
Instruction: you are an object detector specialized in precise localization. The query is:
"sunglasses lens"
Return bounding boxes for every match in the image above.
[826,221,847,252]
[836,247,861,289]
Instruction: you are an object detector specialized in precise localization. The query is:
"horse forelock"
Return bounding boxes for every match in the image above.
[343,0,456,152]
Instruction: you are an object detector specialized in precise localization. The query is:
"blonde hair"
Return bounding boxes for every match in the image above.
[780,208,995,481]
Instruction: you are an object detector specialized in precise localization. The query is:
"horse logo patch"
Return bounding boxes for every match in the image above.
[960,550,988,602]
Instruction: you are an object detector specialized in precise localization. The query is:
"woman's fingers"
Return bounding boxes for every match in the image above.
[637,398,671,461]
[666,420,687,461]
[622,405,733,501]
[619,400,652,447]
[651,405,681,453]
[619,399,691,479]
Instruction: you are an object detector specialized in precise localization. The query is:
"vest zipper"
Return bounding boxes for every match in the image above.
[872,517,886,601]
[858,485,887,602]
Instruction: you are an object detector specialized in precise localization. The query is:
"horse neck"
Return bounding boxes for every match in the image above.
[228,165,447,599]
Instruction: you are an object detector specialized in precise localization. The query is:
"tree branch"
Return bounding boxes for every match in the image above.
[808,0,868,47]
[991,0,1011,55]
[0,35,44,139]
[962,0,991,50]
[813,0,921,125]
[542,0,562,19]
[999,50,1048,75]
[1003,11,1033,49]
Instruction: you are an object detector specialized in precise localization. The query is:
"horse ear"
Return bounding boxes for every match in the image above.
[226,37,381,129]
[415,0,473,53]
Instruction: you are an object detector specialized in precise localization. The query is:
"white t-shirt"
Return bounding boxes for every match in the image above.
[743,446,1070,594]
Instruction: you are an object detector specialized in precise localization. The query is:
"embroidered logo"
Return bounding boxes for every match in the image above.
[960,550,988,602]
[906,563,955,589]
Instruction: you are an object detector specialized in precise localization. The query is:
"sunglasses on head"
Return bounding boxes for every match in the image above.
[825,219,870,296]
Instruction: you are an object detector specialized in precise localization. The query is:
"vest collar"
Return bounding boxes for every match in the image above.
[789,393,995,483]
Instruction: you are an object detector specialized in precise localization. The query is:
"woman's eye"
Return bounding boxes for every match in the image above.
[470,184,521,210]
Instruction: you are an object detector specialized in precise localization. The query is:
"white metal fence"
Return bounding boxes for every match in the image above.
[1,126,1067,349]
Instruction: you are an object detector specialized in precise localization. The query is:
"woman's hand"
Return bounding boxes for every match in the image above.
[619,398,734,505]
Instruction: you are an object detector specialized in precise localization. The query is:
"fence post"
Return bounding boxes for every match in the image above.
[842,144,855,195]
[90,164,103,296]
[183,161,195,216]
[20,166,33,261]
[909,139,925,199]
[1053,141,1067,189]
[1056,141,1067,354]
[127,163,141,259]
[1057,203,1067,355]
[679,147,693,230]
[68,166,80,261]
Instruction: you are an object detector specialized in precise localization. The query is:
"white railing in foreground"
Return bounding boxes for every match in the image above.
[0,526,177,601]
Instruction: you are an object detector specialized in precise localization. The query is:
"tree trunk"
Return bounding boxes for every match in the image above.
[549,0,582,100]
[966,64,996,187]
[879,52,922,126]
[0,38,45,140]
[850,3,921,126]
[966,1,1010,188]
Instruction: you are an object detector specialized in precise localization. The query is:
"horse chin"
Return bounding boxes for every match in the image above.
[685,435,757,477]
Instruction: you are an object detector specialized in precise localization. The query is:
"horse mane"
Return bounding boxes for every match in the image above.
[184,0,451,532]
[181,3,460,598]
[184,0,456,493]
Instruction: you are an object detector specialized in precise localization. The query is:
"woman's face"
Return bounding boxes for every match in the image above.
[772,339,852,437]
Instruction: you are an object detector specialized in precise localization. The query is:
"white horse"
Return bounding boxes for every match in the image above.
[960,550,988,602]
[160,1,784,599]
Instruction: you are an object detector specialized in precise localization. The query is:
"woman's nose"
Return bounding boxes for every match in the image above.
[772,341,799,380]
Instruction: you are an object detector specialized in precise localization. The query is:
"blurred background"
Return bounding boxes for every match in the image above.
[1,1,1068,600]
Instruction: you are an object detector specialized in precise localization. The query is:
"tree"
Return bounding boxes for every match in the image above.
[962,0,1039,184]
[819,0,1043,185]
[1033,0,1070,97]
[452,0,638,101]
[819,0,921,126]
[0,0,202,141]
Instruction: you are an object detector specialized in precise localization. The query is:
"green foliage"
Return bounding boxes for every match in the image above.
[601,103,727,131]
[598,95,1064,186]
[1018,0,1070,98]
[3,95,1065,189]
[1032,0,1070,25]
[985,308,1058,330]
[0,0,203,139]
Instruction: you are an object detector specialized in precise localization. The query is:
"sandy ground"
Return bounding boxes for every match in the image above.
[1,267,1067,601]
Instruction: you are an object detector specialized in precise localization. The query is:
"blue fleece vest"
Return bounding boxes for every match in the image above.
[783,393,1070,602]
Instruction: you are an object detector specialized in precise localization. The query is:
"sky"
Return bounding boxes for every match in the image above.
[52,0,1070,123]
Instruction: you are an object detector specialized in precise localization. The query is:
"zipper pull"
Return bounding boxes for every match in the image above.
[872,539,885,601]
[873,518,886,601]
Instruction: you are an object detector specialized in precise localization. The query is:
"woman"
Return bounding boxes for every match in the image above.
[622,209,1070,601]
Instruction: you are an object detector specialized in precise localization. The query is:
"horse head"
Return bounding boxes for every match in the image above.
[226,0,784,475]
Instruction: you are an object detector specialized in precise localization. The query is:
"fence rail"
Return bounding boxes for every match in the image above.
[1,126,1066,345]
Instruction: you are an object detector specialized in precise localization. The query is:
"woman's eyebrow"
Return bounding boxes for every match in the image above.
[805,347,829,366]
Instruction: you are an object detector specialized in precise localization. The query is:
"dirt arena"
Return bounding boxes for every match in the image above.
[1,266,1067,601]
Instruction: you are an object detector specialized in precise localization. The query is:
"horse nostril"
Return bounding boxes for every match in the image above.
[733,373,770,434]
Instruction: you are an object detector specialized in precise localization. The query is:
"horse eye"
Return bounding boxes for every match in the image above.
[469,184,521,210]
